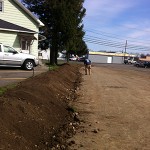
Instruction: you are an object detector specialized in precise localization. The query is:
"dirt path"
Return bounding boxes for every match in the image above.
[68,64,150,150]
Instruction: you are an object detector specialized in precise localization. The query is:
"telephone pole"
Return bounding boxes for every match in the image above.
[124,40,127,60]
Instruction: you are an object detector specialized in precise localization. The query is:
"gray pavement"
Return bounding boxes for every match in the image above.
[0,65,48,87]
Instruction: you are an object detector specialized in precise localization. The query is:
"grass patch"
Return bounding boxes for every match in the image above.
[48,65,59,71]
[66,106,77,113]
[0,87,7,95]
[0,84,17,96]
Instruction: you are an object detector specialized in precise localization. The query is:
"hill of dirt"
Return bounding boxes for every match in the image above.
[0,63,82,150]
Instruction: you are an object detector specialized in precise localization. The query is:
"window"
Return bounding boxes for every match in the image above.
[3,45,17,53]
[0,1,3,12]
[21,40,30,50]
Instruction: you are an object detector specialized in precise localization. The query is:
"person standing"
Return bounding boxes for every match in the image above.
[84,58,92,75]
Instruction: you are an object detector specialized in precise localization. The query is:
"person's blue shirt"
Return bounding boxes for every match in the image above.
[84,59,91,65]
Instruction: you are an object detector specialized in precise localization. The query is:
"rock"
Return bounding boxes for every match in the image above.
[60,145,66,149]
[68,140,76,146]
[92,129,99,133]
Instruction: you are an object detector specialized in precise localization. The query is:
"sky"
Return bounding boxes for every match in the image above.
[83,0,150,54]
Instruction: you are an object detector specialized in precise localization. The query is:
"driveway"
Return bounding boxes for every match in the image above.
[0,65,48,87]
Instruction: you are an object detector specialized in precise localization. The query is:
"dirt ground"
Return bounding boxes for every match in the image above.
[1,63,150,150]
[0,63,81,150]
[68,64,150,150]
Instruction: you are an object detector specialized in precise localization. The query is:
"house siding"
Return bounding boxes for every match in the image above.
[0,31,20,48]
[0,0,38,31]
[0,0,39,56]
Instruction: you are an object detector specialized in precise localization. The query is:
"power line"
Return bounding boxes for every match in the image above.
[85,40,150,51]
[84,38,150,51]
[85,35,125,45]
[84,36,150,50]
[85,29,150,45]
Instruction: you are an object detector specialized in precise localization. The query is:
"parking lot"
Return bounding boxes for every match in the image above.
[93,63,150,72]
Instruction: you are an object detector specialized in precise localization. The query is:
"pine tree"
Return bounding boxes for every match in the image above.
[22,0,87,65]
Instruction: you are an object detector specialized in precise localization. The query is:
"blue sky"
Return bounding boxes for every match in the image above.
[20,0,150,54]
[83,0,150,54]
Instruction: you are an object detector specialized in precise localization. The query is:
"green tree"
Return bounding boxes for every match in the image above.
[22,0,87,65]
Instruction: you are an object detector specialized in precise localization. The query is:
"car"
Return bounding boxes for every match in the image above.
[134,61,150,68]
[130,59,137,64]
[143,61,150,68]
[134,61,144,67]
[124,59,129,64]
[69,56,77,61]
[124,58,137,64]
[0,43,39,70]
[78,56,86,62]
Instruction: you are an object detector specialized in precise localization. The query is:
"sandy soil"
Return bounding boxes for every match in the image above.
[69,64,150,150]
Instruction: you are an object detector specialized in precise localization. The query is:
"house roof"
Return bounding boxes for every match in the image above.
[0,19,36,33]
[13,0,44,27]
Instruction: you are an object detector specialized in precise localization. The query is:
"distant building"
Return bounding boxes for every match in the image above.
[88,51,137,64]
[139,56,150,62]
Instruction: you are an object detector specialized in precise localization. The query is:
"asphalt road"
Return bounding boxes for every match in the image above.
[0,66,48,87]
[1,62,149,87]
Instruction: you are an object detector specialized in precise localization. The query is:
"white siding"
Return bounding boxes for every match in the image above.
[0,0,38,32]
[0,0,39,56]
[0,31,20,49]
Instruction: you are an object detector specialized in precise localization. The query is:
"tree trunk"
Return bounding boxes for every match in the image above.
[66,52,69,63]
[50,33,57,65]
[55,49,58,65]
[50,46,55,65]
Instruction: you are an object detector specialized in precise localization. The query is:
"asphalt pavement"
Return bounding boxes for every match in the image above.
[0,65,48,87]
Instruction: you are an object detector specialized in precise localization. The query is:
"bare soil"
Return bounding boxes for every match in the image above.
[1,63,150,150]
[0,63,81,150]
[68,64,150,150]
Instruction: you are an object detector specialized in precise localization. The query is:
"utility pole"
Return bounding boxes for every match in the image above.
[124,40,127,61]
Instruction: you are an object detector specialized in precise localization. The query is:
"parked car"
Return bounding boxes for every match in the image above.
[143,61,150,68]
[78,56,86,62]
[69,56,77,61]
[124,59,129,64]
[0,43,39,70]
[130,59,137,64]
[134,61,144,67]
[124,58,137,64]
[134,61,150,68]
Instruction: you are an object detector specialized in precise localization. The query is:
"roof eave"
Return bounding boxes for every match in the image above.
[0,28,37,34]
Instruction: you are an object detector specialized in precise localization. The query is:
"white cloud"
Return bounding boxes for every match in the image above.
[120,21,150,39]
[83,0,150,53]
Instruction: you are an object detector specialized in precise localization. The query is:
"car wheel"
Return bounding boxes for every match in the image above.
[24,60,34,70]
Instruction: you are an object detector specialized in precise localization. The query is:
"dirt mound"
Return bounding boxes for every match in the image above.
[0,63,82,150]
